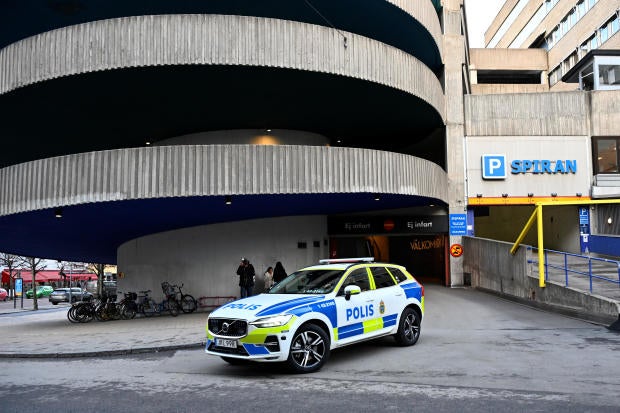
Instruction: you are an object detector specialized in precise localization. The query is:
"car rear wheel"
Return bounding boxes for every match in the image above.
[286,324,330,373]
[394,307,421,346]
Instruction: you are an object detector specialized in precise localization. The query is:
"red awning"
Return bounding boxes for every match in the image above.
[2,269,97,284]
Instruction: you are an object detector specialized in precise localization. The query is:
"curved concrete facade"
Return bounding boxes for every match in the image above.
[0,14,445,121]
[0,145,448,217]
[0,1,454,287]
[117,215,330,301]
[387,0,444,59]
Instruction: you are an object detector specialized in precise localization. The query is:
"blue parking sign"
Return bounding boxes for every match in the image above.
[482,155,506,180]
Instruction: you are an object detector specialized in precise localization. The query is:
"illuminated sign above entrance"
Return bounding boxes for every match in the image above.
[482,155,577,179]
[328,216,448,235]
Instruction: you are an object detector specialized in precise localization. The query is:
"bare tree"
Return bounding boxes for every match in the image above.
[56,260,71,288]
[22,257,47,310]
[0,253,23,299]
[87,263,106,298]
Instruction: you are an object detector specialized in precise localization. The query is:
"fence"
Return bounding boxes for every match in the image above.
[527,247,620,295]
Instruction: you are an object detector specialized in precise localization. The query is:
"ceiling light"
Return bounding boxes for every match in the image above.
[54,208,62,218]
[225,196,232,205]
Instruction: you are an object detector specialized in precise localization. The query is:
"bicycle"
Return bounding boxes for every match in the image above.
[94,293,122,321]
[136,290,160,317]
[67,296,99,323]
[172,283,197,314]
[118,291,138,319]
[160,282,180,317]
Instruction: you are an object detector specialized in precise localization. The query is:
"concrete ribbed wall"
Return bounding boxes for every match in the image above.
[387,0,443,59]
[465,90,620,137]
[0,14,445,121]
[0,145,448,216]
[464,91,589,136]
[590,90,620,137]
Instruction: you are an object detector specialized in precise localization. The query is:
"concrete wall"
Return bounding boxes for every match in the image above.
[465,91,589,136]
[590,90,620,136]
[463,236,618,324]
[117,215,328,301]
[443,1,468,286]
[471,84,549,95]
[473,205,581,253]
[469,47,548,70]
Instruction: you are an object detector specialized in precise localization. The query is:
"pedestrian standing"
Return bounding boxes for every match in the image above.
[236,258,255,298]
[273,261,287,284]
[264,266,274,291]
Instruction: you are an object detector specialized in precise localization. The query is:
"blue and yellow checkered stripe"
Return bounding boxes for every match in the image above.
[334,313,398,340]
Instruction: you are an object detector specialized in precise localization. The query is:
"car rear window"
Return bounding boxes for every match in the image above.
[369,267,396,288]
[387,267,409,283]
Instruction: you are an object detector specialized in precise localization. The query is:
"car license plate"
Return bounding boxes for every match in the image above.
[215,338,237,349]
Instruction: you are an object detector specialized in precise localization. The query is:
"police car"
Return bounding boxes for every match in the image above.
[205,258,424,373]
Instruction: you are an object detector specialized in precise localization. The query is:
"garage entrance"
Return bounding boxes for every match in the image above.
[328,215,449,285]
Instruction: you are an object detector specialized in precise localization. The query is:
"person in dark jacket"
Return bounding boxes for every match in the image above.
[273,261,287,284]
[236,258,255,298]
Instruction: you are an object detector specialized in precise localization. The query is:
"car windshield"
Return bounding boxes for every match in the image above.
[268,269,344,294]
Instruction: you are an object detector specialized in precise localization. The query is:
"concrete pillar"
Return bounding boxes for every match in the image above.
[443,0,467,286]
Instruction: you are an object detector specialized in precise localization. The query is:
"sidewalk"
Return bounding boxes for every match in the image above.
[0,302,208,358]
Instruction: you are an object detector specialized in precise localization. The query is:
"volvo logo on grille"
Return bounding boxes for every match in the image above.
[222,322,230,333]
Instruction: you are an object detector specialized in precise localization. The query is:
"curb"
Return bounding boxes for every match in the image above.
[474,286,619,328]
[608,315,620,332]
[0,342,206,359]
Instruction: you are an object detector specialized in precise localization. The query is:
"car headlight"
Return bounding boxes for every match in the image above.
[249,314,293,328]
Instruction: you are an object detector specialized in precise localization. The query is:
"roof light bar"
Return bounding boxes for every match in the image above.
[318,257,375,264]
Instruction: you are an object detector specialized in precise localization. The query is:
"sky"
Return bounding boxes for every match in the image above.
[464,0,506,48]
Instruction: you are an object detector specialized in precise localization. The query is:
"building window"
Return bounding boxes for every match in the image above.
[593,137,620,174]
[612,16,620,35]
[599,64,620,86]
[580,63,594,90]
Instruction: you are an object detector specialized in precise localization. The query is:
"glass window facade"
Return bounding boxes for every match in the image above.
[593,138,620,174]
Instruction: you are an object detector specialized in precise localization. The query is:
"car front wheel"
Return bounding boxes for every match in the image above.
[394,307,421,346]
[286,324,330,374]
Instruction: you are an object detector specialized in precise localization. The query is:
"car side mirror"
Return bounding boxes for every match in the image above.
[344,285,361,301]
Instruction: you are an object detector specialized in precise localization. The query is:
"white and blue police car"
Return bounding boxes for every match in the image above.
[205,258,425,373]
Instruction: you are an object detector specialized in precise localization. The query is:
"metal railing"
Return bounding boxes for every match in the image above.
[527,247,620,294]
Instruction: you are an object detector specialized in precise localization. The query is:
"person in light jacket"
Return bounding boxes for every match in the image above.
[263,266,274,291]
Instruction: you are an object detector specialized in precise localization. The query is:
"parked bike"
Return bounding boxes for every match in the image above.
[137,289,160,317]
[170,283,197,313]
[160,282,180,317]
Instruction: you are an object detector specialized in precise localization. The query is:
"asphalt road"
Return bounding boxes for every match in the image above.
[0,286,618,412]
